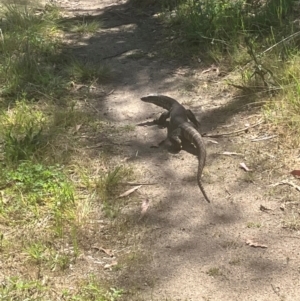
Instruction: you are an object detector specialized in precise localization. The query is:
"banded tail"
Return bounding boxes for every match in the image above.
[180,122,211,203]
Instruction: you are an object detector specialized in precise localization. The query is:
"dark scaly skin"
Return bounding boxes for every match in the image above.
[140,95,200,130]
[180,122,210,203]
[141,94,211,203]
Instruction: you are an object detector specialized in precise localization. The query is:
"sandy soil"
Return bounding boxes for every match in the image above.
[55,0,300,300]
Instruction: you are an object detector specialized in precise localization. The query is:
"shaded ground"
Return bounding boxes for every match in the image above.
[55,0,300,300]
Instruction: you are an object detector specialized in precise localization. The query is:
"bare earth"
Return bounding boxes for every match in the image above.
[56,0,300,300]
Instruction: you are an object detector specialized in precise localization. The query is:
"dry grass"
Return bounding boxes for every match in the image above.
[0,2,138,300]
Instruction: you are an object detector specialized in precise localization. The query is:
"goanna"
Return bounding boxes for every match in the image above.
[141,94,211,203]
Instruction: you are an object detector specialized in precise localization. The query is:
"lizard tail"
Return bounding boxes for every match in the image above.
[197,171,211,203]
[181,122,211,203]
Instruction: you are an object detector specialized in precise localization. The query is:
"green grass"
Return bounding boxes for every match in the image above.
[69,19,101,34]
[206,267,222,277]
[69,60,112,83]
[0,161,74,226]
[246,222,261,228]
[0,3,66,98]
[0,3,109,99]
[80,164,134,218]
[0,2,135,300]
[282,210,300,230]
[0,97,46,162]
[0,277,48,301]
[162,0,300,140]
[70,275,123,301]
[163,0,295,54]
[0,275,123,301]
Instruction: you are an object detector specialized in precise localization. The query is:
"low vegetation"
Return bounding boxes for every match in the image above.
[0,2,129,300]
[162,0,300,141]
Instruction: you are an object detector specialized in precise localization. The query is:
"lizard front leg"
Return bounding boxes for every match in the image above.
[155,111,170,127]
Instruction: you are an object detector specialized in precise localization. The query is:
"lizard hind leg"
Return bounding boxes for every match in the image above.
[186,109,200,130]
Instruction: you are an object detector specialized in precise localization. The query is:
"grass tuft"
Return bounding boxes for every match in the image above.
[69,60,112,83]
[70,19,101,34]
[0,97,46,162]
[0,277,47,301]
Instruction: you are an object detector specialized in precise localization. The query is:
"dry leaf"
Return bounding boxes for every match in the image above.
[246,239,268,248]
[75,124,82,132]
[118,185,142,198]
[107,89,115,95]
[202,67,213,74]
[141,199,150,215]
[104,261,118,270]
[72,83,86,91]
[240,162,252,172]
[291,170,300,177]
[260,205,272,212]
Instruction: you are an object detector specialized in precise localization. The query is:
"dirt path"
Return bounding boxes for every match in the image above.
[56,0,300,300]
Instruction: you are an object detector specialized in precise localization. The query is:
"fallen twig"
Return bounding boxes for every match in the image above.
[120,182,157,186]
[102,49,131,60]
[86,142,131,149]
[261,31,300,55]
[118,185,142,198]
[107,89,115,95]
[91,245,114,257]
[246,239,268,248]
[203,119,263,138]
[221,151,243,156]
[251,135,277,142]
[207,139,218,144]
[228,83,252,92]
[270,180,300,192]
